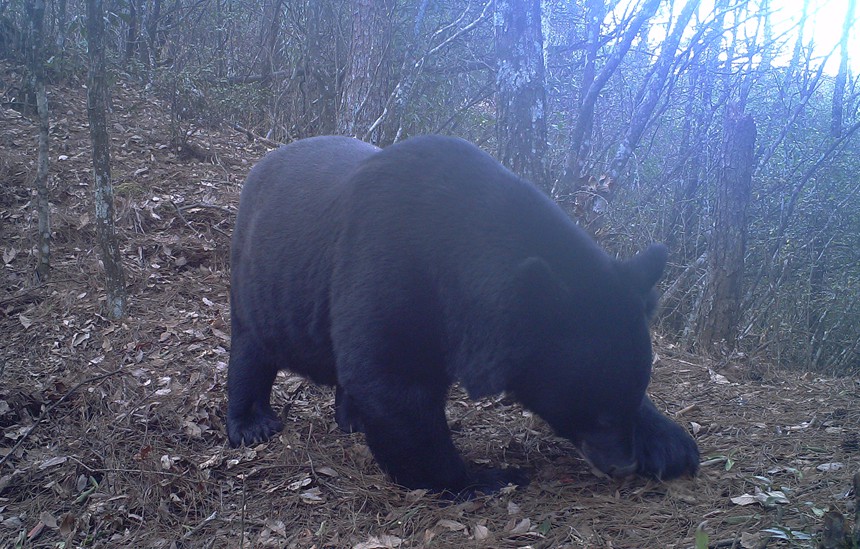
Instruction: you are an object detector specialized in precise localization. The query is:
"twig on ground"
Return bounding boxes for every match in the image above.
[177,203,234,215]
[183,511,218,540]
[232,123,280,148]
[0,368,125,469]
[171,200,196,230]
[0,283,46,307]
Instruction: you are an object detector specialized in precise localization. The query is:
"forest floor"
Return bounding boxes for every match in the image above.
[1,63,859,549]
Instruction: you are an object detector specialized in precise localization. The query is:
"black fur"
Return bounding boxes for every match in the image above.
[227,135,699,495]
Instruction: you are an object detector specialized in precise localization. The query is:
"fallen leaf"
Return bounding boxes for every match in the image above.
[436,519,466,531]
[263,518,287,537]
[816,462,843,472]
[3,247,16,264]
[288,476,312,491]
[39,456,68,470]
[316,466,339,477]
[740,531,768,548]
[730,489,789,507]
[300,487,325,504]
[474,524,490,540]
[58,513,76,536]
[353,534,403,549]
[509,518,531,534]
[198,454,222,469]
[2,516,23,529]
[183,420,203,438]
[39,512,58,529]
[708,369,730,384]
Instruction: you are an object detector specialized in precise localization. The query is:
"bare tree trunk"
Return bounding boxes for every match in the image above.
[830,0,855,138]
[143,0,163,69]
[259,0,283,88]
[605,0,700,192]
[574,0,603,151]
[86,0,128,319]
[303,0,338,134]
[373,1,493,143]
[124,0,143,65]
[561,0,603,192]
[494,0,548,191]
[696,104,756,353]
[35,73,49,281]
[55,0,68,52]
[27,0,50,281]
[215,0,226,79]
[560,0,660,194]
[806,235,829,367]
[337,0,392,143]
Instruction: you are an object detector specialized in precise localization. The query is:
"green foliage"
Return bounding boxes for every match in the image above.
[694,524,709,549]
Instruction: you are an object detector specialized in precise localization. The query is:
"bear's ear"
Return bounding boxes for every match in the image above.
[619,244,668,298]
[513,257,571,314]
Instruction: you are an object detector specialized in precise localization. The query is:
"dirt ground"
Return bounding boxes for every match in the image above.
[1,65,858,548]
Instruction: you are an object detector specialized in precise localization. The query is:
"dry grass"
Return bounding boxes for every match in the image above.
[1,64,858,548]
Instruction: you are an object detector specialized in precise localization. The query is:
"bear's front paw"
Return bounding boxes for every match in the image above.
[635,406,699,480]
[227,410,284,448]
[636,429,699,480]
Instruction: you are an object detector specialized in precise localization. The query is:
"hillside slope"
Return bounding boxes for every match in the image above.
[1,65,858,548]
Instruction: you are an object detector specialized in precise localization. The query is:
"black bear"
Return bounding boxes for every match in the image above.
[226,135,699,495]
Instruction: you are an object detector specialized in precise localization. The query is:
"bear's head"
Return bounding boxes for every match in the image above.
[510,244,668,478]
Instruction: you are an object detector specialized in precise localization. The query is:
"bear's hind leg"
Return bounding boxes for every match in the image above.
[226,333,283,447]
[335,384,365,433]
[354,381,526,497]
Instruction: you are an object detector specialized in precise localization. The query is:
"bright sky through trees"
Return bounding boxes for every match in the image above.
[612,0,858,73]
[781,0,857,71]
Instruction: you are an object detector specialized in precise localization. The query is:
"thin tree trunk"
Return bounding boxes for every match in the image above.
[259,0,282,87]
[830,0,855,138]
[494,0,548,190]
[56,0,68,52]
[337,0,392,142]
[144,0,163,69]
[304,0,337,134]
[806,235,829,367]
[606,0,700,192]
[27,0,50,281]
[86,0,128,319]
[35,76,49,281]
[124,0,142,65]
[215,0,226,79]
[560,0,661,194]
[696,104,756,353]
